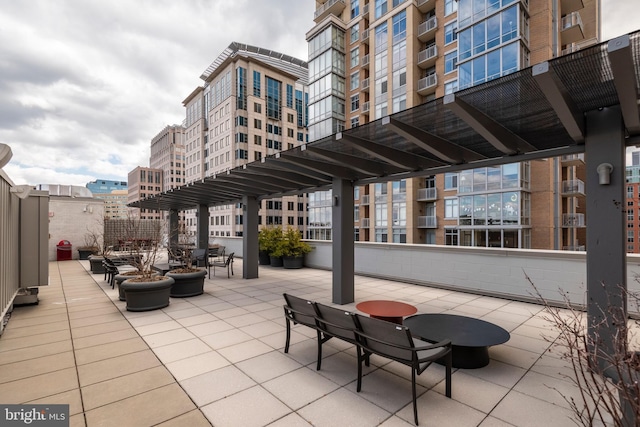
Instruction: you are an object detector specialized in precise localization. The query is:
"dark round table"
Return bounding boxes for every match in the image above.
[404,314,510,368]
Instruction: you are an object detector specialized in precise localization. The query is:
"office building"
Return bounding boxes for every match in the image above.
[307,0,598,249]
[182,42,310,238]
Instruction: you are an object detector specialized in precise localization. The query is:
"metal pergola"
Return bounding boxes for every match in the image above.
[132,33,640,383]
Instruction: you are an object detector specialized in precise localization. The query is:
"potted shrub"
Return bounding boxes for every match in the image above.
[165,226,207,297]
[259,226,284,267]
[77,234,99,260]
[276,227,312,269]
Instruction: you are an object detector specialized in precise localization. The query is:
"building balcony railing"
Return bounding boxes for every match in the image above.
[561,11,584,46]
[362,3,369,17]
[417,215,437,228]
[360,194,370,205]
[361,77,370,92]
[314,0,346,22]
[417,45,438,69]
[361,218,370,228]
[362,54,370,68]
[417,187,437,201]
[418,16,437,42]
[560,153,585,166]
[561,179,585,196]
[562,213,585,228]
[362,101,370,114]
[417,74,437,96]
[361,28,370,44]
[416,0,436,13]
[561,0,584,15]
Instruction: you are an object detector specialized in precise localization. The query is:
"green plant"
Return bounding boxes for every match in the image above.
[258,226,283,255]
[273,227,312,258]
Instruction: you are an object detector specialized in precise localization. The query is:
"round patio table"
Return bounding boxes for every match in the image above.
[356,300,417,324]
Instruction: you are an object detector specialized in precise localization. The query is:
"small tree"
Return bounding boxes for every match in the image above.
[114,213,165,281]
[258,226,283,256]
[273,227,312,258]
[167,223,202,274]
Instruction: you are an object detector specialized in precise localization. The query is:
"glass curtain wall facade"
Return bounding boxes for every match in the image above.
[307,23,347,240]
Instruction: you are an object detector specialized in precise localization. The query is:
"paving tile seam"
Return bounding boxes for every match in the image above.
[79,262,211,424]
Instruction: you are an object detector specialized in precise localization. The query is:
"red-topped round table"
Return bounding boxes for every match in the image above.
[356,300,417,324]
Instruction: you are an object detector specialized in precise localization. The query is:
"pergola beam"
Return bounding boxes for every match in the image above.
[383,116,486,163]
[608,34,640,135]
[305,146,389,176]
[443,94,537,154]
[336,133,442,170]
[532,61,585,143]
[278,152,357,180]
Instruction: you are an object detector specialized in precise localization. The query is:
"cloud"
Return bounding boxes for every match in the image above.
[0,0,313,186]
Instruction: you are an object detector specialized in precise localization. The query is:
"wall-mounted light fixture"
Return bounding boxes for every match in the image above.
[334,195,340,207]
[596,163,613,185]
[0,143,12,169]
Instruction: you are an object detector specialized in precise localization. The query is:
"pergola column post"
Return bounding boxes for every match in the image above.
[168,209,179,255]
[197,204,209,250]
[585,106,627,358]
[332,178,354,304]
[242,196,259,279]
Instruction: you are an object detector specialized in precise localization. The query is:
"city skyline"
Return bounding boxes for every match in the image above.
[1,0,638,187]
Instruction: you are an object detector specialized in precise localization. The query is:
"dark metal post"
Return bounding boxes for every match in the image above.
[168,209,179,256]
[332,178,355,304]
[197,204,208,250]
[242,196,259,279]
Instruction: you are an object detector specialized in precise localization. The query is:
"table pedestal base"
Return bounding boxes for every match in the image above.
[371,315,403,324]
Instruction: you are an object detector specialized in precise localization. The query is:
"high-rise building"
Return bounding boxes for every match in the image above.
[150,125,186,191]
[182,42,310,238]
[307,0,598,250]
[86,179,127,194]
[127,167,163,219]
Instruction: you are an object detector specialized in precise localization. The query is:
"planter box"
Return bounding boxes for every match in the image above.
[259,251,271,265]
[166,269,207,297]
[270,256,283,267]
[88,255,105,274]
[283,256,304,269]
[121,277,174,312]
[78,249,96,260]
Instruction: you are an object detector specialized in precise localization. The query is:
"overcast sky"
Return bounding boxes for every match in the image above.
[1,0,638,187]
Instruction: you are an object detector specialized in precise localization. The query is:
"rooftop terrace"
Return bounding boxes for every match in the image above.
[0,259,594,426]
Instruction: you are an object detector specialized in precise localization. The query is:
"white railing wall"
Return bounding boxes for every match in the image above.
[0,171,20,333]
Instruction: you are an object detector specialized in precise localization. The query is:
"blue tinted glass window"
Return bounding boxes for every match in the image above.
[487,49,501,81]
[445,50,457,73]
[351,0,359,18]
[502,6,518,42]
[472,56,486,85]
[375,0,387,19]
[502,42,518,75]
[392,10,406,38]
[487,14,501,49]
[445,21,458,45]
[253,71,261,97]
[473,21,485,55]
[286,84,293,109]
[459,28,471,60]
[266,77,281,120]
[459,62,472,89]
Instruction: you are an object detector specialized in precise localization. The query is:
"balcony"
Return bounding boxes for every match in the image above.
[361,77,370,92]
[417,0,436,13]
[361,28,370,44]
[561,179,585,196]
[417,45,438,69]
[362,101,370,114]
[360,194,370,205]
[418,16,437,42]
[314,0,346,22]
[561,11,584,46]
[561,154,585,166]
[561,0,584,14]
[417,215,437,228]
[362,2,369,18]
[417,74,437,96]
[562,213,586,227]
[361,217,370,227]
[561,37,599,56]
[417,187,437,201]
[362,53,370,69]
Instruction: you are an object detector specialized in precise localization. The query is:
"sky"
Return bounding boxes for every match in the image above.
[0,0,638,187]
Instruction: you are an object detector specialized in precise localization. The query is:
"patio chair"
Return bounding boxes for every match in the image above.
[283,293,320,354]
[211,252,234,278]
[354,314,452,426]
[314,303,366,371]
[102,259,119,289]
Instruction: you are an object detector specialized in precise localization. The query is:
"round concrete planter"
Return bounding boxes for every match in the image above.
[259,251,271,265]
[88,255,105,274]
[115,272,158,301]
[166,269,207,297]
[120,276,174,312]
[283,256,304,269]
[270,256,283,267]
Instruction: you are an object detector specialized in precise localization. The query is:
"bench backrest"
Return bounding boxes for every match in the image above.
[354,314,415,364]
[314,303,358,342]
[283,293,317,328]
